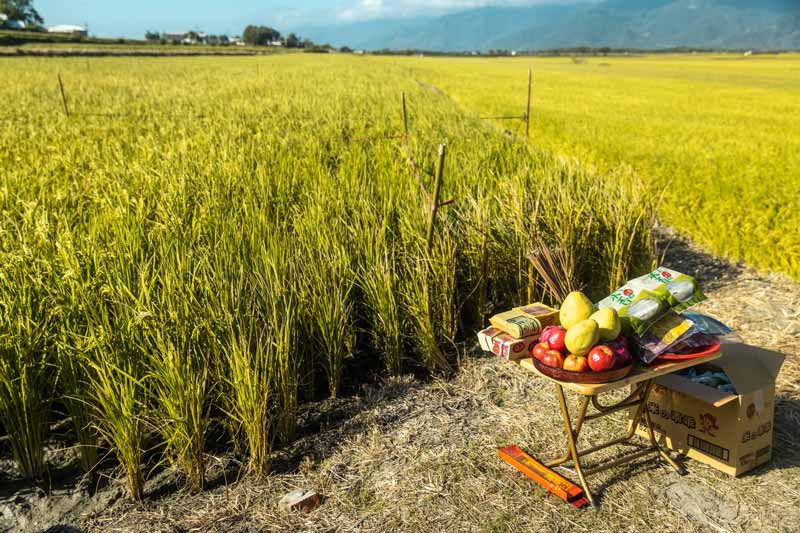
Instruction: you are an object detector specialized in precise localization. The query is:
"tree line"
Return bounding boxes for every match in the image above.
[242,25,315,48]
[0,0,43,26]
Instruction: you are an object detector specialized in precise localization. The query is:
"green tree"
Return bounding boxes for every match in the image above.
[0,0,44,26]
[243,25,281,46]
[285,32,300,48]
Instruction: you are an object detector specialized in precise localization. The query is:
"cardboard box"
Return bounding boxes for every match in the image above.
[478,326,536,361]
[629,343,785,476]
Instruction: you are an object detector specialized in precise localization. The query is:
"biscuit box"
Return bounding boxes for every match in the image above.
[478,326,537,361]
[628,342,785,476]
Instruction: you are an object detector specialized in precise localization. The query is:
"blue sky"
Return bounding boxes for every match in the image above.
[36,1,587,38]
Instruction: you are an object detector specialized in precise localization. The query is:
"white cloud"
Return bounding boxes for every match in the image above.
[337,0,590,21]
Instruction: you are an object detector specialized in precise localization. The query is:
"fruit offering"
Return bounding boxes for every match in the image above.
[559,291,594,329]
[541,350,565,369]
[525,290,633,377]
[564,319,600,356]
[589,308,621,341]
[587,345,615,372]
[539,325,567,352]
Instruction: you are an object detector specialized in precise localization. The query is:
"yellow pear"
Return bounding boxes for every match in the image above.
[559,291,594,329]
[590,308,621,341]
[564,319,600,356]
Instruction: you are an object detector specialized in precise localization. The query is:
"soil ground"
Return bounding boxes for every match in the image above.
[2,230,798,532]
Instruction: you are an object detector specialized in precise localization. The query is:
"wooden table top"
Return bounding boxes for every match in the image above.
[516,351,722,395]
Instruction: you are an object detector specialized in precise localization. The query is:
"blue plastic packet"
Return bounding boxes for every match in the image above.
[681,312,732,336]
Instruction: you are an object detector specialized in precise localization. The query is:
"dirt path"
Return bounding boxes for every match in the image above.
[2,230,797,532]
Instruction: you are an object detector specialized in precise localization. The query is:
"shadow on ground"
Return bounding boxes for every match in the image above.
[655,227,744,291]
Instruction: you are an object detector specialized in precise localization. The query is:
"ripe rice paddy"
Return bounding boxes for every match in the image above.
[1,51,795,508]
[401,53,800,279]
[0,54,655,497]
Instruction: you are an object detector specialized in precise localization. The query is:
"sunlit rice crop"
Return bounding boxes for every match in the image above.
[0,54,657,496]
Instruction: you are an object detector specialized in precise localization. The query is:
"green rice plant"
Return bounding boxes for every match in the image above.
[454,190,494,331]
[55,339,100,475]
[296,204,357,398]
[0,234,56,483]
[84,346,146,501]
[221,234,299,476]
[359,236,404,376]
[147,329,210,492]
[402,231,457,374]
[0,331,53,482]
[305,247,355,398]
[79,221,155,501]
[143,241,213,492]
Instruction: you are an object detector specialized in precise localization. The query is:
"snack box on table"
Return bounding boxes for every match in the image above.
[478,326,538,361]
[628,342,785,476]
[488,303,560,339]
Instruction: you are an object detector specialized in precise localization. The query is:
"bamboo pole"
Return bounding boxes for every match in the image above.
[426,144,446,249]
[525,68,532,137]
[402,92,409,146]
[57,74,70,118]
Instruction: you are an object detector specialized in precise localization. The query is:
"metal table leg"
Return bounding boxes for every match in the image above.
[553,383,596,507]
[643,398,687,475]
[545,378,685,506]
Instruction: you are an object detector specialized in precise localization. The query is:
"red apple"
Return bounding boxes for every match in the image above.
[541,349,565,369]
[540,325,567,352]
[606,337,632,368]
[532,342,550,362]
[588,345,615,372]
[563,354,589,372]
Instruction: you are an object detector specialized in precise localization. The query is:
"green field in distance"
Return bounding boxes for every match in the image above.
[400,53,800,279]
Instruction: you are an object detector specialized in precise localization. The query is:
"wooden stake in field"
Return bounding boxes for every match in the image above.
[57,74,70,118]
[402,92,409,147]
[426,144,446,249]
[525,68,532,137]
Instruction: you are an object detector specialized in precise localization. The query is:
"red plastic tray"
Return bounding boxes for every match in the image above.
[655,339,721,361]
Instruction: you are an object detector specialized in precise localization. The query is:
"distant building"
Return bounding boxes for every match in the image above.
[48,25,88,36]
[269,40,283,47]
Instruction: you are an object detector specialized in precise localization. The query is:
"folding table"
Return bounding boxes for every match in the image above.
[515,351,721,507]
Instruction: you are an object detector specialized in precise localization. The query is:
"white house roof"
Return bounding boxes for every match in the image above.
[48,25,87,33]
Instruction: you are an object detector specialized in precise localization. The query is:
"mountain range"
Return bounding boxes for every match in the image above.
[300,0,800,52]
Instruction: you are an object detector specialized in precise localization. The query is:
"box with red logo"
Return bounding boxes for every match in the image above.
[629,343,784,476]
[478,326,537,361]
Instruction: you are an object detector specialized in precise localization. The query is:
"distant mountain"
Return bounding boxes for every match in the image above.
[300,0,800,51]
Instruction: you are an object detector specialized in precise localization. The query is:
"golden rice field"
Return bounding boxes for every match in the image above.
[0,55,655,498]
[400,53,800,279]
